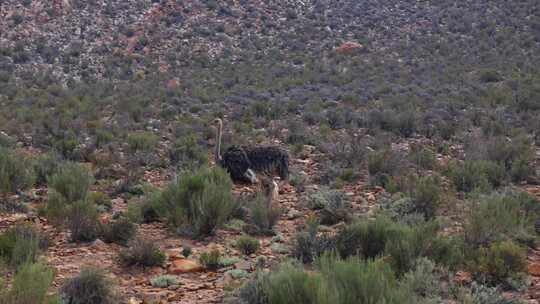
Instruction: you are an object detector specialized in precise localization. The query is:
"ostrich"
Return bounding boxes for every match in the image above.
[213,118,289,183]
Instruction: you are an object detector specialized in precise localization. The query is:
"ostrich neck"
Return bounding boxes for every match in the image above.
[215,120,222,164]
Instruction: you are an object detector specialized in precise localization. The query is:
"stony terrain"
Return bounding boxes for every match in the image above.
[1,1,540,304]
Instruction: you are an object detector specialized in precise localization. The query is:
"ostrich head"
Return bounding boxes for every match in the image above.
[213,118,223,164]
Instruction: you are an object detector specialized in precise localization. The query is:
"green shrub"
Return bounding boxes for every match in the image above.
[335,216,397,259]
[292,218,336,264]
[236,235,260,255]
[236,255,414,304]
[169,135,208,169]
[335,217,448,274]
[101,218,137,246]
[317,254,412,304]
[60,268,117,304]
[461,282,514,304]
[0,224,44,268]
[150,275,180,288]
[247,195,282,235]
[471,240,527,285]
[154,167,236,237]
[1,262,55,304]
[400,258,442,303]
[446,160,504,193]
[87,192,112,213]
[127,132,158,152]
[409,145,437,170]
[33,152,60,186]
[464,192,535,248]
[367,149,403,188]
[265,261,327,304]
[409,176,442,219]
[68,201,100,242]
[0,147,34,195]
[199,249,221,271]
[48,162,92,203]
[119,238,165,267]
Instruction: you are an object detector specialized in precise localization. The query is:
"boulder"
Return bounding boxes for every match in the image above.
[169,258,203,274]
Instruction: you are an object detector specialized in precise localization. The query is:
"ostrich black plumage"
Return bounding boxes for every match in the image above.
[214,118,289,183]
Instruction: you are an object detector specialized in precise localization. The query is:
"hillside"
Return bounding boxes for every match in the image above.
[1,1,540,303]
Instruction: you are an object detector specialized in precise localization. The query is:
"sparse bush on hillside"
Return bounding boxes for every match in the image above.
[0,224,45,268]
[60,268,117,304]
[292,218,336,264]
[409,176,442,219]
[127,132,158,152]
[446,160,505,193]
[199,249,222,271]
[464,191,537,248]
[308,188,350,225]
[246,195,282,236]
[235,255,414,304]
[47,162,92,203]
[119,238,165,267]
[154,167,236,237]
[0,262,56,304]
[236,235,260,255]
[101,217,137,246]
[335,217,456,274]
[33,152,61,186]
[0,148,34,195]
[68,201,100,242]
[470,240,527,286]
[169,134,208,169]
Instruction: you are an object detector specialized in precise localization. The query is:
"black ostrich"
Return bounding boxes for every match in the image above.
[213,118,289,183]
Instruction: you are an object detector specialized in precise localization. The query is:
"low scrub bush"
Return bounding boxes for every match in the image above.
[235,255,414,304]
[246,195,282,236]
[119,238,165,267]
[308,188,350,224]
[446,160,505,193]
[60,268,117,304]
[367,149,404,188]
[48,162,92,203]
[68,201,100,242]
[461,282,515,304]
[0,147,34,195]
[199,248,221,271]
[335,217,455,274]
[127,131,158,152]
[470,240,527,286]
[101,217,137,246]
[235,235,260,255]
[464,191,536,248]
[292,218,336,264]
[0,262,56,304]
[409,176,442,219]
[169,134,208,169]
[154,167,236,237]
[32,152,61,186]
[0,224,46,268]
[409,145,437,170]
[400,258,442,303]
[150,275,180,288]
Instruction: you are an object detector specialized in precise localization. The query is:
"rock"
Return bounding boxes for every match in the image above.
[169,259,203,274]
[287,209,301,220]
[89,239,107,250]
[453,271,472,285]
[335,41,364,55]
[529,263,540,276]
[142,292,167,304]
